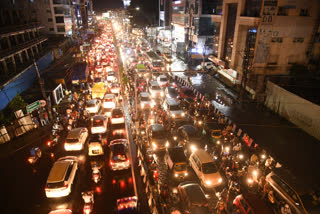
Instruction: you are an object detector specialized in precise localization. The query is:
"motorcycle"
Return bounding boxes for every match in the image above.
[28,147,42,164]
[92,168,101,183]
[82,191,94,214]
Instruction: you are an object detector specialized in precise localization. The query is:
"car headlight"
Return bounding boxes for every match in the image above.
[190,145,197,152]
[151,93,155,98]
[185,172,188,176]
[141,103,144,108]
[205,180,212,186]
[172,113,175,118]
[181,112,185,117]
[218,178,222,183]
[152,142,157,149]
[173,136,177,141]
[165,141,169,148]
[174,173,178,177]
[160,92,164,96]
[141,130,145,134]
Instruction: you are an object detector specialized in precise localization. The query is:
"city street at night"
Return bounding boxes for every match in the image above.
[1,0,320,214]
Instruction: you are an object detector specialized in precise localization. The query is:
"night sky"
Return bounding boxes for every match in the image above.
[92,0,124,11]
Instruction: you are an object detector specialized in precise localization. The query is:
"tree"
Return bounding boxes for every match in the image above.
[9,94,27,113]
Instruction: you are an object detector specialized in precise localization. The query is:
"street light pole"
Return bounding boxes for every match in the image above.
[34,60,53,121]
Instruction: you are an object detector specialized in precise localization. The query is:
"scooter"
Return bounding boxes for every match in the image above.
[92,168,101,184]
[82,191,94,214]
[28,147,42,164]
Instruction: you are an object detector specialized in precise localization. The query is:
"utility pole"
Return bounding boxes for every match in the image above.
[34,60,53,121]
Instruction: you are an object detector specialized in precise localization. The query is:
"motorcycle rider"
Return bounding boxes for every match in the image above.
[82,191,94,204]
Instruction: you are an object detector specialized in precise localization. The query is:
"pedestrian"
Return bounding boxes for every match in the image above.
[44,111,49,124]
[32,114,39,129]
[39,111,46,126]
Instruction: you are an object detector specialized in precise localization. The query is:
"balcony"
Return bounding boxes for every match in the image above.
[0,36,48,60]
[0,23,44,37]
[53,0,70,5]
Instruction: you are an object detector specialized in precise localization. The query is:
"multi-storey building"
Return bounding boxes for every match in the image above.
[171,0,320,100]
[0,0,48,78]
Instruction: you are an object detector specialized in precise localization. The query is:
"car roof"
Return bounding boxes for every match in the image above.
[89,134,102,142]
[150,124,165,132]
[47,161,72,183]
[168,147,187,163]
[110,139,127,145]
[149,81,159,86]
[140,92,150,97]
[166,98,179,106]
[67,128,85,139]
[192,149,212,163]
[104,93,115,99]
[179,182,207,206]
[92,115,106,120]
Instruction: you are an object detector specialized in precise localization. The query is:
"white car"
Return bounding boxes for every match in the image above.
[86,99,101,114]
[110,108,125,124]
[139,92,154,109]
[107,71,117,82]
[64,128,88,151]
[45,156,78,198]
[157,75,169,87]
[163,98,185,121]
[149,81,163,98]
[109,139,130,171]
[91,115,108,134]
[88,134,104,156]
[103,93,116,109]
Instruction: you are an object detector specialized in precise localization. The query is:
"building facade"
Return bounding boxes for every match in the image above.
[0,0,48,80]
[171,0,320,99]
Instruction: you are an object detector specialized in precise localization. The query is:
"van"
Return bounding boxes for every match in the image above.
[178,181,210,213]
[189,149,223,189]
[266,170,310,214]
[163,98,186,121]
[45,156,78,198]
[64,128,88,151]
[167,146,188,179]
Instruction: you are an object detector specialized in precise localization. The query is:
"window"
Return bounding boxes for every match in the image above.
[49,28,54,31]
[268,55,278,65]
[300,8,309,16]
[271,37,283,43]
[48,18,52,22]
[293,37,304,43]
[64,163,74,181]
[46,9,51,13]
[277,7,288,16]
[57,26,65,32]
[55,16,64,23]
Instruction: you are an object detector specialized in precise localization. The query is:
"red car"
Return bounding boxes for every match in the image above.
[233,193,274,214]
[179,86,196,100]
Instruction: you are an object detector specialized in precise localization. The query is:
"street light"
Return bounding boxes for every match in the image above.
[135,7,140,11]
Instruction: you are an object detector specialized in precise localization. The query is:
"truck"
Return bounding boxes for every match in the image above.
[167,146,188,180]
[71,62,88,84]
[91,82,108,99]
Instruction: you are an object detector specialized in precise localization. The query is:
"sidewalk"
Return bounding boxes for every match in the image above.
[0,124,52,159]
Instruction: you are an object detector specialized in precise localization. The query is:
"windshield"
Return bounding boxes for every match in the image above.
[87,102,96,107]
[111,144,127,161]
[93,119,104,127]
[169,105,181,111]
[46,181,64,189]
[151,85,161,90]
[66,138,79,143]
[153,130,167,139]
[160,77,167,82]
[141,96,150,101]
[174,163,187,172]
[112,109,123,117]
[202,162,218,174]
[168,87,177,95]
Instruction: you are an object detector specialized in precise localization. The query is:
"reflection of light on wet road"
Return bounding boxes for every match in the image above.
[211,100,231,115]
[190,73,203,86]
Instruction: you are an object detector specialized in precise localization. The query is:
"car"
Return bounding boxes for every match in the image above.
[91,115,108,134]
[103,93,117,110]
[107,71,117,82]
[64,128,88,151]
[88,134,104,156]
[163,98,186,121]
[139,92,154,110]
[157,75,169,87]
[109,123,126,140]
[177,181,209,213]
[189,149,224,189]
[45,156,78,198]
[49,209,73,214]
[116,196,138,214]
[233,193,274,214]
[95,65,103,73]
[155,50,162,58]
[109,139,130,171]
[165,86,179,99]
[110,82,121,95]
[110,108,125,124]
[148,81,163,98]
[148,124,169,150]
[177,125,202,150]
[163,53,173,63]
[179,86,196,100]
[86,99,101,114]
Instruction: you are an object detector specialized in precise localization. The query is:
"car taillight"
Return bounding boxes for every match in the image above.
[61,184,68,190]
[47,141,51,146]
[110,161,114,166]
[126,159,130,164]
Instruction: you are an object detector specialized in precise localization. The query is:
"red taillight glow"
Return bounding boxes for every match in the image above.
[120,180,125,189]
[112,179,116,184]
[110,161,114,166]
[47,141,51,146]
[95,186,102,193]
[28,157,33,164]
[128,177,132,183]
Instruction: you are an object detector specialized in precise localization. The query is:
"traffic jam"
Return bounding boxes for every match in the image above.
[112,16,320,214]
[28,16,320,214]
